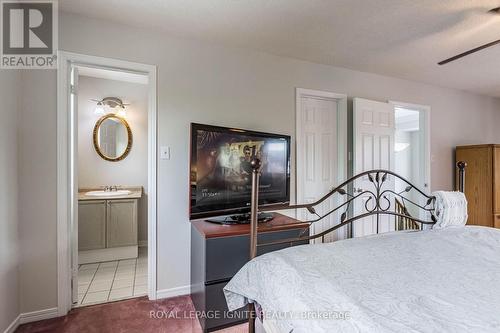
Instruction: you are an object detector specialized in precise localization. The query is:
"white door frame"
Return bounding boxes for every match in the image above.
[57,51,158,315]
[389,100,431,192]
[295,88,348,239]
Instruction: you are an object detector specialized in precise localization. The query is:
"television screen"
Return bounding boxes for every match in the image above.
[190,123,290,219]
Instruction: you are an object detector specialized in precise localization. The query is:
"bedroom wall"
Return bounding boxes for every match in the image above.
[18,70,58,313]
[78,76,149,243]
[0,71,20,331]
[17,11,500,313]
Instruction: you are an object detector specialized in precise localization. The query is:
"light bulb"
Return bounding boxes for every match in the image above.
[117,108,127,118]
[94,105,105,115]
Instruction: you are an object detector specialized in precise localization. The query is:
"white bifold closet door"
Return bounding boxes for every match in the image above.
[353,98,395,237]
[297,96,338,243]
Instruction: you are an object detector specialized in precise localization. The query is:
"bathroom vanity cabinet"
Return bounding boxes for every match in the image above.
[106,199,138,247]
[78,187,142,264]
[78,200,107,251]
[79,199,138,250]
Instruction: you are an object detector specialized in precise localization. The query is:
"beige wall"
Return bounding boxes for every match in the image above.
[78,76,148,242]
[18,70,58,313]
[16,11,500,313]
[0,71,20,331]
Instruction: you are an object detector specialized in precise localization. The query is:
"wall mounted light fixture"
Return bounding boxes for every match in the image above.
[92,97,129,117]
[94,101,105,115]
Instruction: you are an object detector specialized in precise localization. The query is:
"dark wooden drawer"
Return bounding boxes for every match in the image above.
[204,281,247,330]
[205,229,307,282]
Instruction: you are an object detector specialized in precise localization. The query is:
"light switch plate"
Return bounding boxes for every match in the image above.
[160,146,170,160]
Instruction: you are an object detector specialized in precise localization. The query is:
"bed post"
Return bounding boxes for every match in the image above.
[249,157,262,260]
[248,157,262,333]
[457,161,467,193]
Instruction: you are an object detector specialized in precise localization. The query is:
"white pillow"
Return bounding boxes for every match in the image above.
[432,191,468,229]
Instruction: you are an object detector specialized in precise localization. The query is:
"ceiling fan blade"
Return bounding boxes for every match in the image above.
[489,7,500,14]
[438,38,500,65]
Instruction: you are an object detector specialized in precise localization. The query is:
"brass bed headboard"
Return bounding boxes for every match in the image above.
[246,160,467,332]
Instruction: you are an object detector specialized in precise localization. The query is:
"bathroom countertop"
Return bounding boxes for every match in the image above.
[78,186,143,201]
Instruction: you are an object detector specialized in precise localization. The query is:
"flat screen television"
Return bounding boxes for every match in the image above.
[190,123,291,221]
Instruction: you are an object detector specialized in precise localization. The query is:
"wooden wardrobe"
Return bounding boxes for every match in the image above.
[456,144,500,228]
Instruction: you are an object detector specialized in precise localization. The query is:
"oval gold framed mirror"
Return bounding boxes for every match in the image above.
[93,114,133,162]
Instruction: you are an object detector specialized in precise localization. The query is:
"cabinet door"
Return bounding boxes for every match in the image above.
[78,200,106,251]
[456,146,493,227]
[494,147,500,215]
[107,199,138,248]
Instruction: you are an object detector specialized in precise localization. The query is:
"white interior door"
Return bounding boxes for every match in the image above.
[353,98,395,237]
[70,66,79,305]
[297,94,341,243]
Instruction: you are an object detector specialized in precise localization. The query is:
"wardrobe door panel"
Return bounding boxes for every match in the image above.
[494,147,500,214]
[456,146,493,227]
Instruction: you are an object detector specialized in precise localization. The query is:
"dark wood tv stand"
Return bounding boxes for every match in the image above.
[190,213,309,332]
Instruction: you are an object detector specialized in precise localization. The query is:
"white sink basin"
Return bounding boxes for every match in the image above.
[85,190,131,197]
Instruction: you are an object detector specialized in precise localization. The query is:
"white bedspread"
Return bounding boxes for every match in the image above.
[224,226,500,333]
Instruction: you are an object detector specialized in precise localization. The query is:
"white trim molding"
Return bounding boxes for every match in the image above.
[19,308,59,325]
[3,315,20,333]
[57,51,158,315]
[3,308,59,333]
[156,285,191,300]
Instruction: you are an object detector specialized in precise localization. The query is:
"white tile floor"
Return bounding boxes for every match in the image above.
[77,247,148,306]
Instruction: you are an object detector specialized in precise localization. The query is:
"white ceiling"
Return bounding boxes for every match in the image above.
[60,0,500,97]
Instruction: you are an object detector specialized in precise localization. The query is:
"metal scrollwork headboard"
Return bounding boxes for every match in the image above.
[248,160,467,258]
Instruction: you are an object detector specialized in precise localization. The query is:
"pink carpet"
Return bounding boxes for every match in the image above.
[16,295,248,333]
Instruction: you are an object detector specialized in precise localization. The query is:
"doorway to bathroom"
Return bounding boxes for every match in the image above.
[74,68,150,306]
[57,53,157,314]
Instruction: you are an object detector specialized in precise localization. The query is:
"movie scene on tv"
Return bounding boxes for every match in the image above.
[191,129,288,213]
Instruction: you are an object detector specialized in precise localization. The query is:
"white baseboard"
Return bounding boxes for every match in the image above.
[19,307,59,325]
[3,307,61,332]
[156,285,191,300]
[3,314,20,333]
